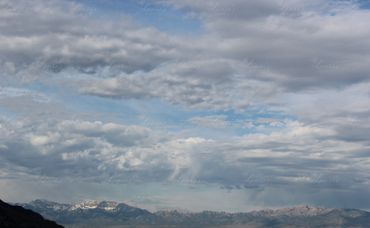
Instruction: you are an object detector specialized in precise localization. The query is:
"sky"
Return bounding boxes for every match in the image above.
[0,0,370,212]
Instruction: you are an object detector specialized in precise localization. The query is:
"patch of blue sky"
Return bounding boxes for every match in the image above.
[32,76,294,136]
[86,97,294,137]
[74,0,203,36]
[127,100,296,137]
[21,81,137,124]
[23,79,175,128]
[64,94,141,124]
[0,107,18,120]
[24,82,60,97]
[223,108,295,135]
[358,0,370,9]
[331,0,370,10]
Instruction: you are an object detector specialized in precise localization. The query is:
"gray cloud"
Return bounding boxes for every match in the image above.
[1,0,370,210]
[0,0,178,83]
[80,60,277,110]
[77,0,370,111]
[2,0,370,111]
[0,119,170,182]
[1,117,369,194]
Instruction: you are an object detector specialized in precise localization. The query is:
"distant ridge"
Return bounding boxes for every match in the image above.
[0,199,63,228]
[21,199,370,228]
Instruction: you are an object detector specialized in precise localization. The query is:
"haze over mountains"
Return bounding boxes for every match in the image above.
[19,199,370,228]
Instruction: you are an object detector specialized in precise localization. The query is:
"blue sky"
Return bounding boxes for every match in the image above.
[1,0,370,212]
[74,0,203,35]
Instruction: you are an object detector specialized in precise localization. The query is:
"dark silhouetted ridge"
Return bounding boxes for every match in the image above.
[0,199,63,228]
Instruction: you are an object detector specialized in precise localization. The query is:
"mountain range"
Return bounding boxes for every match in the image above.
[18,199,370,228]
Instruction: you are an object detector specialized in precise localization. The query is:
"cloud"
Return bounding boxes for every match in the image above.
[1,117,369,192]
[0,119,164,181]
[0,0,178,83]
[2,0,370,111]
[76,0,370,111]
[1,105,370,209]
[0,118,213,184]
[80,61,276,110]
[1,0,370,210]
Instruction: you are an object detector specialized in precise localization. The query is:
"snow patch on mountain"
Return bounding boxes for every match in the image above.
[250,205,333,217]
[70,200,99,210]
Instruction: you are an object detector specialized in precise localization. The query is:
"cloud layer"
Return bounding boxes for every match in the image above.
[1,0,370,210]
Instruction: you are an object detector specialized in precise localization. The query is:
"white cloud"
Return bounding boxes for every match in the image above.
[0,117,368,189]
[2,0,370,112]
[0,0,179,84]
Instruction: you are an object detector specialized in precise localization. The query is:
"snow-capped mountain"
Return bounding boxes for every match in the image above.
[69,200,99,210]
[96,201,119,211]
[27,199,125,212]
[19,200,370,228]
[20,199,157,226]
